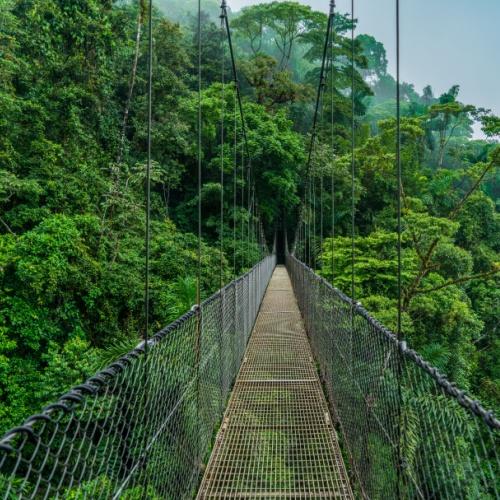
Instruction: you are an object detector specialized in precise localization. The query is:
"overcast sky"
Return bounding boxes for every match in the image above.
[226,0,499,131]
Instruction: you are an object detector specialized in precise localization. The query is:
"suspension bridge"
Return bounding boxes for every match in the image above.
[0,0,498,499]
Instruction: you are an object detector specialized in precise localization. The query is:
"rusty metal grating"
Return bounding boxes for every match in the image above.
[197,266,353,499]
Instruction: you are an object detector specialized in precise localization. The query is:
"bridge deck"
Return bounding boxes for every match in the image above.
[197,266,353,499]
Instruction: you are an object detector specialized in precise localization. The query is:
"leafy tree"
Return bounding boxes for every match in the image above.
[481,114,500,139]
[240,53,312,109]
[357,34,388,82]
[427,86,476,167]
[233,2,325,71]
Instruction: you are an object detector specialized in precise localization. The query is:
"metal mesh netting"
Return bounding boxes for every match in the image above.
[287,254,499,500]
[0,255,276,499]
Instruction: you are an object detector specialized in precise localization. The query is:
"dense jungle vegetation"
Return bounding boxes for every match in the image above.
[0,0,498,443]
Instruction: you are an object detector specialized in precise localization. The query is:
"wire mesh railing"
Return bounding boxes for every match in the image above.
[0,255,276,499]
[287,253,499,500]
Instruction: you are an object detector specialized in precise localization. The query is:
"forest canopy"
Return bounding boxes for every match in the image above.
[0,0,498,441]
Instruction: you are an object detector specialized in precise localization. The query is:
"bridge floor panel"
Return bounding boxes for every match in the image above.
[197,266,353,499]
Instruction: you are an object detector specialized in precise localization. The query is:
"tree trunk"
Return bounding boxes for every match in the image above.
[117,0,147,165]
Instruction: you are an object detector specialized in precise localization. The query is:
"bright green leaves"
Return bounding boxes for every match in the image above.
[15,214,95,297]
[319,214,487,391]
[321,230,416,300]
[426,89,477,167]
[233,1,326,69]
[177,84,304,231]
[246,104,304,223]
[0,214,97,352]
[357,34,388,81]
[37,336,99,404]
[239,54,313,110]
[409,279,483,390]
[480,114,500,139]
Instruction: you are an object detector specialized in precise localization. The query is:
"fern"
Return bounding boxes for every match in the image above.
[93,336,141,371]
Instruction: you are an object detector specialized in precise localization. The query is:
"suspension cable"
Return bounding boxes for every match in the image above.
[350,0,355,311]
[349,0,355,393]
[306,0,336,179]
[197,0,202,307]
[143,0,153,486]
[220,7,225,289]
[312,172,316,270]
[330,18,335,280]
[233,92,237,277]
[299,0,335,268]
[307,177,312,266]
[247,160,251,266]
[320,174,323,267]
[220,0,250,160]
[241,130,245,269]
[144,0,153,356]
[317,32,336,271]
[221,0,258,268]
[396,0,403,495]
[195,0,203,468]
[319,80,325,269]
[396,0,402,354]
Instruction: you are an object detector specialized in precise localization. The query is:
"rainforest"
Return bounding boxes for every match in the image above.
[0,0,498,453]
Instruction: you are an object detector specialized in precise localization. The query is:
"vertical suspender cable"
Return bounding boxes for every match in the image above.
[144,0,153,358]
[306,1,335,177]
[241,140,245,269]
[351,0,356,304]
[302,0,335,269]
[307,181,310,266]
[304,184,307,264]
[252,187,257,253]
[396,0,403,496]
[247,161,251,266]
[330,16,335,280]
[233,93,237,278]
[320,174,323,266]
[248,172,251,265]
[218,0,226,416]
[396,0,402,355]
[220,0,252,269]
[319,87,324,269]
[196,0,203,467]
[350,0,355,375]
[142,0,153,487]
[303,186,306,265]
[396,0,402,352]
[197,0,202,308]
[220,6,225,290]
[350,0,355,306]
[240,137,244,268]
[312,168,316,270]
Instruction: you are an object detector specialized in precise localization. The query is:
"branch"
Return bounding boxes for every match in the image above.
[441,119,461,156]
[403,160,495,309]
[117,1,146,164]
[0,216,15,235]
[401,182,425,262]
[414,268,500,295]
[448,162,494,220]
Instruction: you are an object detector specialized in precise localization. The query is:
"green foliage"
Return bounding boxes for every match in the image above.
[0,0,498,495]
[357,34,388,80]
[481,114,500,139]
[239,53,313,109]
[232,1,326,70]
[64,475,160,499]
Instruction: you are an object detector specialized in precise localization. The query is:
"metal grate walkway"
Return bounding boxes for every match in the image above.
[197,266,353,499]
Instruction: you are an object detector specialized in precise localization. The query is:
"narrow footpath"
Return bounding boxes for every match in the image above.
[197,266,353,499]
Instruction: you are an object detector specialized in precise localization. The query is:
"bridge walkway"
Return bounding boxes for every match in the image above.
[197,266,353,499]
